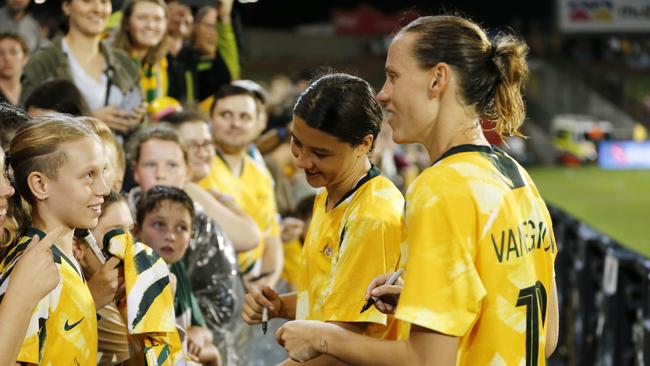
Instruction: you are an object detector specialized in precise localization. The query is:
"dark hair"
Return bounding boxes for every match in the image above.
[0,102,30,151]
[210,84,258,117]
[24,79,90,116]
[125,123,188,168]
[293,73,382,150]
[160,110,210,126]
[135,185,195,228]
[0,32,29,55]
[400,15,529,137]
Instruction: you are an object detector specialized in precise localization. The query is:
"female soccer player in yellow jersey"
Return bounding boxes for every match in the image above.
[242,73,405,365]
[0,115,111,365]
[275,15,559,366]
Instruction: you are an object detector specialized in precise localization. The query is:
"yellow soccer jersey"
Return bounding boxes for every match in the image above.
[281,239,303,290]
[296,166,404,335]
[199,153,280,272]
[395,145,557,366]
[0,228,97,365]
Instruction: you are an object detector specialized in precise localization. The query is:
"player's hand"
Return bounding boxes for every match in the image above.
[280,217,304,243]
[242,286,282,324]
[365,271,404,314]
[87,257,124,309]
[276,320,334,362]
[10,227,63,304]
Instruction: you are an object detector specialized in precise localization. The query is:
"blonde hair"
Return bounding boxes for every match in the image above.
[80,117,126,176]
[10,114,99,205]
[402,15,529,137]
[113,0,169,66]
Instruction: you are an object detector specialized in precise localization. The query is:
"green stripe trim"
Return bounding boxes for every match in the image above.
[157,345,170,365]
[50,245,82,278]
[131,276,170,329]
[332,164,381,208]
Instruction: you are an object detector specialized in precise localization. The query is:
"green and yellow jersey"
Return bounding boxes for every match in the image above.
[0,228,97,365]
[296,166,404,338]
[395,145,557,366]
[199,153,280,273]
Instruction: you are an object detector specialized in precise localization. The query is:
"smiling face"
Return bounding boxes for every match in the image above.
[290,115,367,190]
[43,137,110,229]
[64,0,112,37]
[377,32,438,145]
[138,200,192,264]
[128,0,167,49]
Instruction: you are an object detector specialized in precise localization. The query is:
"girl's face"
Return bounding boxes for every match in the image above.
[193,8,217,56]
[377,32,439,145]
[43,137,110,230]
[177,121,214,182]
[290,116,369,191]
[138,200,192,264]
[133,139,190,192]
[128,1,167,49]
[64,0,112,37]
[0,149,15,230]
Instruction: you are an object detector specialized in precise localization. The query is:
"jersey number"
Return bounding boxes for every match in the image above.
[516,281,547,366]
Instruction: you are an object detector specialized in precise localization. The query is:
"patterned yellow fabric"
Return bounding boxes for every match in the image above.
[139,57,169,103]
[395,145,557,366]
[281,239,302,289]
[104,229,183,365]
[296,167,404,338]
[0,228,97,365]
[199,154,280,272]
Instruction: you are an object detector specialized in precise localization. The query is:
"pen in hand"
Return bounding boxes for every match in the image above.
[360,268,404,313]
[262,307,269,334]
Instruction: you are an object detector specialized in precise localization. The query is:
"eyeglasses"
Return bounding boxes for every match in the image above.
[186,140,214,152]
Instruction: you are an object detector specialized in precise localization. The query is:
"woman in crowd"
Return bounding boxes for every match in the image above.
[113,0,170,104]
[168,0,239,107]
[0,32,29,105]
[20,0,144,134]
[275,15,559,366]
[242,73,405,365]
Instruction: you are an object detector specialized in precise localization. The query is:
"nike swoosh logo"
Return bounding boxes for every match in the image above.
[64,317,84,331]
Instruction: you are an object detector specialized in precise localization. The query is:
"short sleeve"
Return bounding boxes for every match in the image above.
[395,186,486,337]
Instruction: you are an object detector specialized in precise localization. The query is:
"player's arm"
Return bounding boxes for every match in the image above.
[277,322,458,366]
[276,322,368,366]
[184,182,261,251]
[545,277,559,358]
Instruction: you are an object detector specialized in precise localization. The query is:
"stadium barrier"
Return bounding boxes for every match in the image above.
[550,205,649,366]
